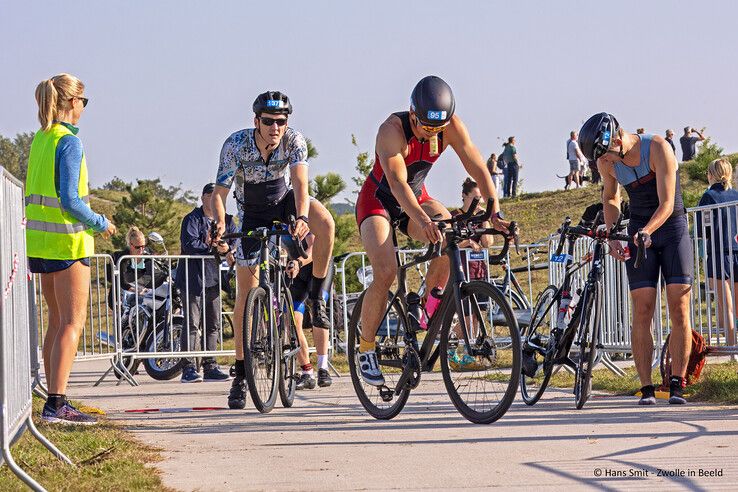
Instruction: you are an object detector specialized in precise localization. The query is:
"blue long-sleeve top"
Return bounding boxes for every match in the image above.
[55,122,108,232]
[696,183,738,254]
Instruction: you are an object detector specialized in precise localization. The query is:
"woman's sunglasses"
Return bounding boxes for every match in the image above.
[260,116,288,127]
[70,97,89,108]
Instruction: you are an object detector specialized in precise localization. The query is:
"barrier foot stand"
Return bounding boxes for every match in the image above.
[112,359,138,387]
[327,360,341,377]
[26,416,74,466]
[32,376,48,399]
[2,438,47,492]
[601,353,626,377]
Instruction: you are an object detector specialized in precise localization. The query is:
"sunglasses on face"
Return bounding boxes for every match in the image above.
[131,244,147,250]
[413,115,446,134]
[70,96,89,108]
[260,116,288,127]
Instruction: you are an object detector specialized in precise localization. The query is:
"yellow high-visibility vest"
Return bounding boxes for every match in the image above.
[25,123,95,259]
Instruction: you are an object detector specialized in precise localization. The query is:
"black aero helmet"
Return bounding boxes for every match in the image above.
[253,91,292,115]
[410,76,455,127]
[579,112,620,162]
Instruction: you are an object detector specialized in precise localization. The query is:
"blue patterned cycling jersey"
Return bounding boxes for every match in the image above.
[216,127,308,213]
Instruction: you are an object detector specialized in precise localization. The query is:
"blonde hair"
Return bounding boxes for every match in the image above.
[34,73,85,131]
[126,226,145,248]
[708,158,733,189]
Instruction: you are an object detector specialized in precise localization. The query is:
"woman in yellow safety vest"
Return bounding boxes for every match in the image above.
[25,73,117,425]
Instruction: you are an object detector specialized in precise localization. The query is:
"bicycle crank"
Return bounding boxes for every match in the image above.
[401,347,422,390]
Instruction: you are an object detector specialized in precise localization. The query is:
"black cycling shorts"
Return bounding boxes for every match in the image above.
[237,189,299,267]
[625,214,693,290]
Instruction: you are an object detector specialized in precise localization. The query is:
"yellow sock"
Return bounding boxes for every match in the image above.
[359,337,375,353]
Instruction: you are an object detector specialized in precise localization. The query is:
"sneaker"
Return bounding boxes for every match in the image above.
[669,377,687,405]
[228,376,247,409]
[448,349,488,372]
[317,368,332,387]
[358,351,385,386]
[42,402,97,426]
[180,366,203,383]
[203,365,231,381]
[638,385,657,405]
[305,298,331,329]
[296,373,316,390]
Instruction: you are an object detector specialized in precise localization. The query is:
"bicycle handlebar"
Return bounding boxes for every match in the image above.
[554,217,646,269]
[217,216,308,263]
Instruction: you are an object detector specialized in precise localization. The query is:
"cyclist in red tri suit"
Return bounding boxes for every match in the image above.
[355,75,511,386]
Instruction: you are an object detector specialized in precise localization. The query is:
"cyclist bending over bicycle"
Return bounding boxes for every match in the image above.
[355,76,512,386]
[211,91,335,410]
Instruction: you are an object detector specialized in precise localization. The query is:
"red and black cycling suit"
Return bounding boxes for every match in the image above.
[356,112,446,234]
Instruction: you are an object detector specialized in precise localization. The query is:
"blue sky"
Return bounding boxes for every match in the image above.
[2,1,737,210]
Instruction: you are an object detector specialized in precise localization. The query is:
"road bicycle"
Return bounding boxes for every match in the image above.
[520,214,645,409]
[220,218,307,413]
[347,199,522,424]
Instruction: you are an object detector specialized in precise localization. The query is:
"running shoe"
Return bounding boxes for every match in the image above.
[638,384,657,405]
[669,377,687,405]
[296,373,316,390]
[317,368,332,387]
[42,402,97,426]
[203,365,231,381]
[181,365,203,383]
[228,376,247,409]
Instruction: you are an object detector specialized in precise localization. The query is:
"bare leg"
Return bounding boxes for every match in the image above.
[47,261,90,395]
[666,283,692,378]
[308,200,335,279]
[406,200,451,302]
[358,217,397,342]
[630,287,657,386]
[294,311,310,367]
[234,265,259,360]
[40,273,60,384]
[713,279,734,343]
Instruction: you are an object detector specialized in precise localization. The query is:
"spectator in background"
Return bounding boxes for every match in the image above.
[487,153,504,197]
[107,226,149,311]
[636,128,645,135]
[176,183,238,383]
[502,136,520,198]
[680,126,706,161]
[697,158,738,348]
[665,129,676,155]
[566,131,586,189]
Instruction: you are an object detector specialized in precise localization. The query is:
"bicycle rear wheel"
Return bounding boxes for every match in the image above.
[279,289,298,408]
[243,287,279,413]
[574,281,601,410]
[520,285,558,405]
[347,291,411,420]
[440,281,521,424]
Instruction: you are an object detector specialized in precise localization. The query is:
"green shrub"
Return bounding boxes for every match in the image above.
[684,137,725,182]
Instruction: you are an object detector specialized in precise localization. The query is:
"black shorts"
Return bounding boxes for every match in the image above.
[706,252,738,280]
[237,189,298,267]
[28,257,90,274]
[625,215,693,290]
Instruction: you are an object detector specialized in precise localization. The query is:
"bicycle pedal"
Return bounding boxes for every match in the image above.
[378,385,394,402]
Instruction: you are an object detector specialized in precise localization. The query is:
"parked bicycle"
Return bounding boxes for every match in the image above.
[347,199,522,424]
[520,214,645,409]
[219,218,307,413]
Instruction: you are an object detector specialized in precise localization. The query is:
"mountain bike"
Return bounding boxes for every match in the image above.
[520,214,645,409]
[348,199,522,424]
[219,218,307,413]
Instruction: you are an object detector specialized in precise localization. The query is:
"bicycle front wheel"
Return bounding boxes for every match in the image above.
[574,281,601,410]
[520,285,558,405]
[440,281,521,424]
[279,289,297,408]
[243,287,279,413]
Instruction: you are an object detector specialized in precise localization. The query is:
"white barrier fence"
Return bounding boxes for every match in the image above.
[1,167,71,491]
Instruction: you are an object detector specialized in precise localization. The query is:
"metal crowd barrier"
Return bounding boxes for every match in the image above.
[688,200,738,356]
[1,166,71,491]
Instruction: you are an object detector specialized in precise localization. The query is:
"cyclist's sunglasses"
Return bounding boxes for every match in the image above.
[260,116,288,127]
[413,114,447,134]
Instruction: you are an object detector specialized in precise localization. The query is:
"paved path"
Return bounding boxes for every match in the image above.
[69,361,738,491]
